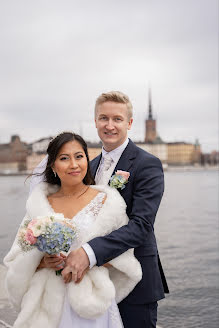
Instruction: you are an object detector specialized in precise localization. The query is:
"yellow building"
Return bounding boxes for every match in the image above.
[167,141,201,165]
[137,143,168,163]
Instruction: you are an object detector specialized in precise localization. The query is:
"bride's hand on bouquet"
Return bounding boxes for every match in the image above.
[37,253,66,271]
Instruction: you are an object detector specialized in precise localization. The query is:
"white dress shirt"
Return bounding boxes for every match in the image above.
[82,138,129,268]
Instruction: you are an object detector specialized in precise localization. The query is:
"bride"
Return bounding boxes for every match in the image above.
[4,132,142,328]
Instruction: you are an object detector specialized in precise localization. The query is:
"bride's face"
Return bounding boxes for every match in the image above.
[53,140,88,186]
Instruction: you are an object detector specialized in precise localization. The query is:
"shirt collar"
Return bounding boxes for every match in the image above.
[101,138,129,163]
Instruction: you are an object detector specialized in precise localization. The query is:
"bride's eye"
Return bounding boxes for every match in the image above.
[60,156,69,161]
[76,154,84,159]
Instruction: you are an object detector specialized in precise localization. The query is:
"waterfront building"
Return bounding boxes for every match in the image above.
[141,90,203,165]
[141,89,168,163]
[0,135,28,173]
[167,140,201,165]
[26,137,52,173]
[145,89,157,143]
[86,141,102,160]
[31,137,52,153]
[26,153,48,173]
[137,142,168,164]
[201,150,219,166]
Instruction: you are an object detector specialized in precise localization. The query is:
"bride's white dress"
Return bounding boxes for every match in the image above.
[58,192,124,328]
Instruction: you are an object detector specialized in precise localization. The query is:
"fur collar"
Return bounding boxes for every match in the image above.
[26,182,128,244]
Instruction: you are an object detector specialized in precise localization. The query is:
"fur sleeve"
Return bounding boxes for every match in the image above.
[3,213,44,310]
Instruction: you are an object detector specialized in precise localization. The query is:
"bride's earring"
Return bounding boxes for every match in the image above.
[53,170,57,177]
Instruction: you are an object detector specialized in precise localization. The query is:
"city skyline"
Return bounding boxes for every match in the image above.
[0,0,218,152]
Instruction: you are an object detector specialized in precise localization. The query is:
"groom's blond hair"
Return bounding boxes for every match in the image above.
[95,91,133,120]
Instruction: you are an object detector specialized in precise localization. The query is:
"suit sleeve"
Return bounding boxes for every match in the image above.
[88,155,164,266]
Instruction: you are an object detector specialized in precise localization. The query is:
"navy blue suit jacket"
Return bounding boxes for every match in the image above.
[89,140,169,304]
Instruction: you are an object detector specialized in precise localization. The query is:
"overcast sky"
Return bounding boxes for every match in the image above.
[0,0,218,152]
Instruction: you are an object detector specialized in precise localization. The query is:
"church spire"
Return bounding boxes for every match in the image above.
[145,88,157,143]
[148,88,153,119]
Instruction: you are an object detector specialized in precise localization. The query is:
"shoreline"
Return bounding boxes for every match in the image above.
[166,165,219,172]
[0,165,218,177]
[0,173,29,176]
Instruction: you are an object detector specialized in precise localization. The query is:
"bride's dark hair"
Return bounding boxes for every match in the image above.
[44,132,95,186]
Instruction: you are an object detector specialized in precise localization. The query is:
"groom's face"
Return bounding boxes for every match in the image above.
[95,101,133,152]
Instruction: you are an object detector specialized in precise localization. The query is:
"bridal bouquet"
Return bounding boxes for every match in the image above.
[17,215,77,274]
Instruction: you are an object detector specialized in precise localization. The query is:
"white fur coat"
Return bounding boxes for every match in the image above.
[4,182,142,328]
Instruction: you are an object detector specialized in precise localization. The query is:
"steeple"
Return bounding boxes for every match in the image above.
[148,89,153,119]
[145,88,157,143]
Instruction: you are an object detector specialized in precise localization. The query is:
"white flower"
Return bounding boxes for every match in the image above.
[29,216,51,237]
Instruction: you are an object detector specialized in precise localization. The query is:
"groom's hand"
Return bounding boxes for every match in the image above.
[61,248,90,283]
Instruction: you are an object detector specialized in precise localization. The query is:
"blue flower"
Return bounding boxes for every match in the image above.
[35,221,77,254]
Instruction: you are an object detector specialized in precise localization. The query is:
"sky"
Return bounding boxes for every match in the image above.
[0,0,218,152]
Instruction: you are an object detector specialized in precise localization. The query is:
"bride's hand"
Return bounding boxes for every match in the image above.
[62,267,89,284]
[63,272,72,284]
[103,262,112,268]
[37,253,66,271]
[75,267,89,284]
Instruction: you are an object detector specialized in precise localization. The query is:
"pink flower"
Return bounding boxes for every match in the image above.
[25,228,37,245]
[115,170,130,181]
[27,219,38,230]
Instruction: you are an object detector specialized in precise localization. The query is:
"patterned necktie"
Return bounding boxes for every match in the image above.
[96,154,113,185]
[102,154,113,171]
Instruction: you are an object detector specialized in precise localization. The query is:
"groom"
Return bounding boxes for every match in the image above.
[63,91,169,327]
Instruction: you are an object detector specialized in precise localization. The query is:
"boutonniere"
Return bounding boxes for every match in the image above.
[110,170,130,190]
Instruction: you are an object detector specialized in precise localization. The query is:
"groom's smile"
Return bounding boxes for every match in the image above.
[95,101,133,152]
[104,131,117,137]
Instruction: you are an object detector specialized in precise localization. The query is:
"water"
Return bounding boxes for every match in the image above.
[155,171,219,328]
[0,171,218,327]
